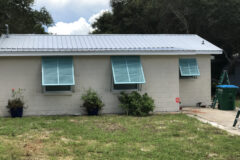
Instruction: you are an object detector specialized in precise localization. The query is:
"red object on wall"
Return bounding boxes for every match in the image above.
[176,97,181,103]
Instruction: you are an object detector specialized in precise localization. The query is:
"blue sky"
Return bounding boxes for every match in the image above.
[34,0,110,34]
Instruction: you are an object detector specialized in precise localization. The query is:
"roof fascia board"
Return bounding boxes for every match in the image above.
[0,50,222,56]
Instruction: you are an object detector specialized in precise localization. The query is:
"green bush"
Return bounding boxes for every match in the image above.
[118,91,155,116]
[7,99,24,110]
[6,88,26,110]
[81,89,104,115]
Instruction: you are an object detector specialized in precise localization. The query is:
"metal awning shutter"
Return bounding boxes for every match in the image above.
[42,57,75,86]
[179,58,200,76]
[111,56,145,84]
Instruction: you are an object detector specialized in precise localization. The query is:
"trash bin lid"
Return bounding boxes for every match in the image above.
[217,85,239,88]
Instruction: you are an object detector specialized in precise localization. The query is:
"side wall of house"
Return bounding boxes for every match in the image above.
[179,55,211,107]
[0,56,180,116]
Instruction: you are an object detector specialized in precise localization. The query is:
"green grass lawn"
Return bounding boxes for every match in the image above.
[0,114,240,160]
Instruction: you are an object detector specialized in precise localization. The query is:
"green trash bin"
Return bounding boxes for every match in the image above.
[217,85,239,110]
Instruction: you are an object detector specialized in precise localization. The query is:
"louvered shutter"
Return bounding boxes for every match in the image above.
[42,57,75,86]
[58,57,74,85]
[111,56,145,84]
[179,58,200,76]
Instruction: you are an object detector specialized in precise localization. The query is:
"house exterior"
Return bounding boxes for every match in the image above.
[0,34,222,116]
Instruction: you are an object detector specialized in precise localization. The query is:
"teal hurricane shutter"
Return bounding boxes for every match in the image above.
[179,58,200,76]
[111,56,145,84]
[42,57,58,85]
[112,56,130,84]
[126,56,145,83]
[58,57,75,85]
[42,57,75,86]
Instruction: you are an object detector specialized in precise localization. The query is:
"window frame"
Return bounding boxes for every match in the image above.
[43,85,74,96]
[179,75,198,79]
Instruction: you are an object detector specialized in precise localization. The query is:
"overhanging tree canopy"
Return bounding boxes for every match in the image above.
[92,0,240,77]
[0,0,53,34]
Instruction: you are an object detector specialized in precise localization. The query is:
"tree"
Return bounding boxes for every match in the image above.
[0,0,53,35]
[92,0,240,78]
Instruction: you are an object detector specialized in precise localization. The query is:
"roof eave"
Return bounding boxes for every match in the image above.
[0,50,223,56]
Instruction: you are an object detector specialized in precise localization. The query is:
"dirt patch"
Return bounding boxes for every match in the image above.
[143,122,166,131]
[69,119,79,123]
[140,146,154,152]
[58,157,74,160]
[207,153,218,158]
[156,126,167,130]
[23,139,44,157]
[15,130,53,158]
[61,137,72,143]
[17,130,51,140]
[95,122,126,132]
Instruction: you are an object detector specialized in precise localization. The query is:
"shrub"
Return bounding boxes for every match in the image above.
[6,88,27,118]
[6,88,26,110]
[81,89,104,115]
[118,91,155,116]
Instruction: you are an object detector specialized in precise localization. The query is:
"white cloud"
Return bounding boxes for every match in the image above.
[89,9,109,24]
[48,18,90,35]
[34,0,110,23]
[48,9,109,35]
[36,0,69,8]
[35,0,109,8]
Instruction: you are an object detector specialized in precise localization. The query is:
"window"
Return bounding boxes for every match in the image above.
[113,84,139,90]
[111,56,145,91]
[42,57,75,93]
[179,58,200,77]
[45,86,72,92]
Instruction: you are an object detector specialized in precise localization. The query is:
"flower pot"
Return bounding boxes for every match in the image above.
[87,108,99,116]
[10,107,23,118]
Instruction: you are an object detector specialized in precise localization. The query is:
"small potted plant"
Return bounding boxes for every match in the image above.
[6,88,26,118]
[81,89,104,115]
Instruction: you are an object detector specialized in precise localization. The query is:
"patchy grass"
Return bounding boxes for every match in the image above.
[0,114,240,159]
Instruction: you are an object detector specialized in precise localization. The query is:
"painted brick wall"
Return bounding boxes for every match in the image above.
[0,55,211,116]
[179,55,211,107]
[141,56,180,112]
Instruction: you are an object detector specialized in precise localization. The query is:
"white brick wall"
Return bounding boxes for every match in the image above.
[179,55,211,107]
[141,56,180,112]
[0,55,211,116]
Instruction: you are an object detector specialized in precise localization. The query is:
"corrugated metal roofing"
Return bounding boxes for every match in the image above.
[0,34,222,56]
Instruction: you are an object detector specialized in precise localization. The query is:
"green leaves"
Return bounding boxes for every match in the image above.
[118,91,155,116]
[81,89,104,112]
[92,0,240,78]
[0,0,53,35]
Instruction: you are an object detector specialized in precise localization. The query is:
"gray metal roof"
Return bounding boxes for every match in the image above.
[0,34,222,56]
